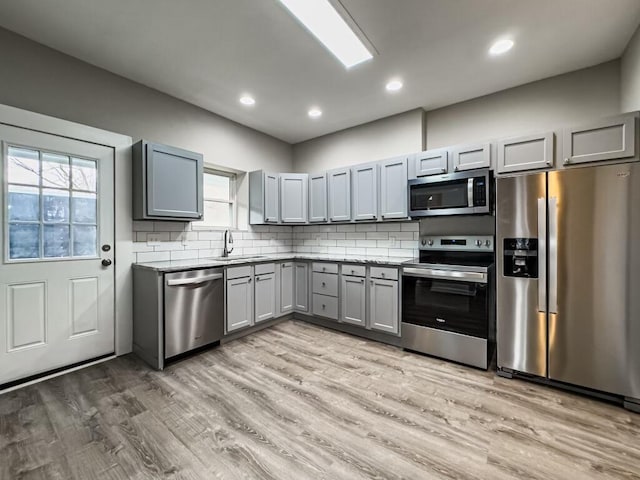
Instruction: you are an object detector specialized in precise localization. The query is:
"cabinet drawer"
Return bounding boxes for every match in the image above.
[370,267,398,280]
[312,272,339,296]
[312,294,338,320]
[312,262,338,274]
[341,265,366,277]
[226,265,253,280]
[254,262,275,275]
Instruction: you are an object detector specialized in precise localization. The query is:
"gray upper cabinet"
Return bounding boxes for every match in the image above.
[413,149,448,177]
[279,262,294,315]
[249,170,279,224]
[308,173,328,223]
[328,168,351,222]
[294,262,309,312]
[379,156,408,219]
[351,163,378,221]
[369,278,399,335]
[226,275,254,333]
[497,132,554,174]
[280,174,308,223]
[254,272,276,323]
[452,143,491,171]
[562,113,638,167]
[133,141,203,221]
[341,274,366,326]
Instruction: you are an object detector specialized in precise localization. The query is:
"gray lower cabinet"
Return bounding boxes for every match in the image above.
[341,275,366,326]
[254,272,276,323]
[328,168,351,221]
[249,170,279,224]
[562,113,638,167]
[133,140,204,221]
[497,132,554,174]
[279,262,294,314]
[351,163,378,221]
[309,173,328,222]
[294,262,309,312]
[226,275,254,333]
[379,156,408,219]
[369,278,399,334]
[452,143,491,171]
[280,174,308,223]
[413,148,448,177]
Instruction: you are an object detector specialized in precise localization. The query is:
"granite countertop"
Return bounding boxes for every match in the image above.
[134,253,416,273]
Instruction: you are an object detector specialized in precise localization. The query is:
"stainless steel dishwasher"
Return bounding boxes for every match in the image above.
[164,268,224,359]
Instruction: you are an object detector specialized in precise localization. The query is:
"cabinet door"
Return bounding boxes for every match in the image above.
[146,143,203,219]
[328,168,351,222]
[414,149,448,177]
[309,173,328,223]
[280,262,294,314]
[452,143,491,171]
[254,273,276,323]
[352,163,378,221]
[380,157,408,219]
[280,174,308,223]
[562,114,637,166]
[369,279,399,335]
[226,276,254,332]
[497,132,554,174]
[264,173,279,223]
[341,275,366,326]
[294,263,309,312]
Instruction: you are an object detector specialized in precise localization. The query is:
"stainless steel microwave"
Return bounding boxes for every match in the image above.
[408,169,493,217]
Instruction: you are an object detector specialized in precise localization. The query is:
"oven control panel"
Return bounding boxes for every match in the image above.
[420,236,494,252]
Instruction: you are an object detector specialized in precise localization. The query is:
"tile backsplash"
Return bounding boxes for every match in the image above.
[132,220,420,263]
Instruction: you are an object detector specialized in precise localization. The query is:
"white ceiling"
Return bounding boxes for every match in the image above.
[0,0,639,143]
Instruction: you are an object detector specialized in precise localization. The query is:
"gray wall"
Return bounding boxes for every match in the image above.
[0,27,292,174]
[292,109,425,173]
[622,25,640,113]
[425,61,621,149]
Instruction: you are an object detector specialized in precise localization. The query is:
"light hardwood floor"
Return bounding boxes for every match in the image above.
[1,320,639,480]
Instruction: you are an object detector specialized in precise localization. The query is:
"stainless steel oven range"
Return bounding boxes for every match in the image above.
[401,235,495,369]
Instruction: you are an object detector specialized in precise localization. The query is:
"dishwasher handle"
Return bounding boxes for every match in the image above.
[166,273,223,287]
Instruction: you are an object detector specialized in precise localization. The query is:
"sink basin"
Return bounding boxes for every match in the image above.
[212,255,266,262]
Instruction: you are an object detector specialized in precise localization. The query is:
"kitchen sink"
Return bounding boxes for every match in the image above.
[213,255,266,262]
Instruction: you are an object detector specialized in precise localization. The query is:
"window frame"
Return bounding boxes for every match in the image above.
[197,168,237,229]
[4,142,100,264]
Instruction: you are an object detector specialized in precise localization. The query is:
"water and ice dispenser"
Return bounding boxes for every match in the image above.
[503,238,538,278]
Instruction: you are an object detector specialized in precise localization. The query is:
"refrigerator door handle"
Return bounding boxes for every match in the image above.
[537,197,547,313]
[548,196,559,314]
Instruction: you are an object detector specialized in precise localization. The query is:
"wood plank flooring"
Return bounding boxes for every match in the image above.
[1,320,639,479]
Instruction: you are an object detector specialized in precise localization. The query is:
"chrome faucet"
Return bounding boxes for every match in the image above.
[223,229,234,257]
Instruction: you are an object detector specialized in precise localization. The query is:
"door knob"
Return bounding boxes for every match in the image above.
[101,259,112,267]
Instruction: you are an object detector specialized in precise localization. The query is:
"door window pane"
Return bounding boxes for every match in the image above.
[43,189,70,223]
[71,158,97,192]
[9,224,40,259]
[7,147,40,185]
[72,192,97,223]
[8,185,39,221]
[73,225,97,257]
[43,224,70,258]
[42,153,70,188]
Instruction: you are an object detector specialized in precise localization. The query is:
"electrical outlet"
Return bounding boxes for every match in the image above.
[147,234,161,246]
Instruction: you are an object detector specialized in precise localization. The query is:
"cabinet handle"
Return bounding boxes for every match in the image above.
[248,278,252,283]
[381,273,385,277]
[255,277,260,282]
[564,158,571,165]
[322,282,326,287]
[351,270,355,274]
[360,279,364,283]
[371,280,374,285]
[322,304,326,309]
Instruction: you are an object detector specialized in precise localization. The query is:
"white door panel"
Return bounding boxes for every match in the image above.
[0,125,115,385]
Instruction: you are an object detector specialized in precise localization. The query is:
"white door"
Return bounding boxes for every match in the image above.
[0,124,115,386]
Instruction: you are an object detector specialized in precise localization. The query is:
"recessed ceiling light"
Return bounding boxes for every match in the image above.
[386,79,403,92]
[239,95,255,106]
[308,108,322,119]
[489,38,514,56]
[278,0,373,68]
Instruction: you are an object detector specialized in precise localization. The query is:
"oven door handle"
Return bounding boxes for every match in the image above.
[402,267,487,284]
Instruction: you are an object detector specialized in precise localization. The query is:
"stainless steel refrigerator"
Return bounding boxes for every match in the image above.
[496,162,640,411]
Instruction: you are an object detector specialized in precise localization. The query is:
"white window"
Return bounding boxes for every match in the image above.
[199,169,236,228]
